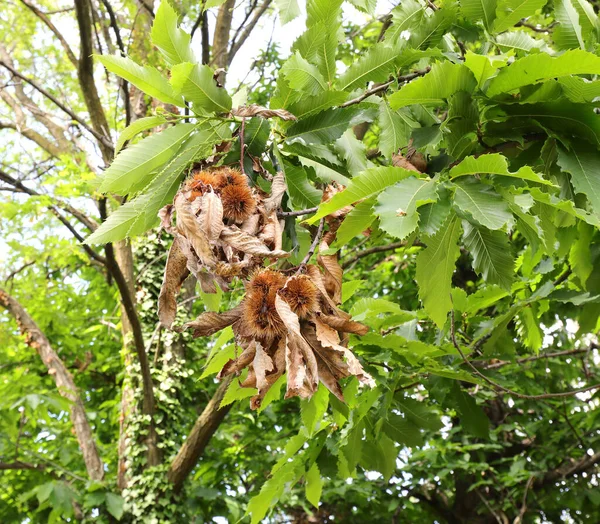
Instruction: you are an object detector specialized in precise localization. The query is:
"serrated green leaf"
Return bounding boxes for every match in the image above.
[332,198,375,248]
[287,91,349,118]
[275,0,301,24]
[379,101,417,157]
[387,0,425,43]
[554,0,585,49]
[334,129,368,175]
[569,222,594,287]
[494,30,551,52]
[282,51,327,95]
[389,62,476,109]
[170,62,232,113]
[105,493,125,521]
[556,142,600,218]
[464,51,508,88]
[492,0,549,33]
[376,177,438,239]
[452,382,489,438]
[418,198,452,236]
[487,49,600,96]
[396,398,443,431]
[558,76,600,103]
[453,180,514,230]
[151,1,196,66]
[463,221,514,289]
[221,376,258,408]
[305,463,323,508]
[98,123,195,194]
[341,279,365,303]
[279,160,322,210]
[461,0,497,30]
[529,187,600,228]
[416,216,462,328]
[449,153,552,185]
[96,54,183,106]
[115,115,167,155]
[383,414,424,446]
[306,166,416,224]
[516,306,542,352]
[301,384,329,435]
[350,297,413,322]
[286,107,368,144]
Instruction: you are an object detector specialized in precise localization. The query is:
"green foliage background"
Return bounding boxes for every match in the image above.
[1,0,600,522]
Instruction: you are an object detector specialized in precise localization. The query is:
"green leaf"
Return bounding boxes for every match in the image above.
[334,129,368,175]
[301,384,329,436]
[463,221,514,289]
[151,1,195,66]
[396,398,443,431]
[275,0,301,24]
[415,216,462,328]
[453,180,513,230]
[282,51,327,95]
[558,76,600,103]
[388,0,425,43]
[452,382,489,438]
[305,463,323,508]
[494,30,550,52]
[98,123,195,194]
[492,0,549,33]
[554,0,585,50]
[287,91,349,118]
[516,306,542,352]
[96,54,183,106]
[341,279,365,303]
[306,166,416,224]
[461,0,497,30]
[376,178,438,239]
[114,115,168,155]
[388,62,477,109]
[569,222,594,286]
[449,153,552,185]
[379,101,417,157]
[105,493,125,521]
[279,160,322,210]
[87,126,230,244]
[338,42,400,91]
[244,118,270,155]
[36,482,53,504]
[332,198,376,248]
[286,107,368,144]
[418,198,452,236]
[383,414,424,446]
[221,376,258,408]
[350,297,413,322]
[486,49,600,96]
[464,51,507,88]
[170,62,232,113]
[556,142,600,218]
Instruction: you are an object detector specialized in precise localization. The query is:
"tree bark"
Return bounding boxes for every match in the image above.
[0,289,104,481]
[167,377,233,490]
[211,0,236,71]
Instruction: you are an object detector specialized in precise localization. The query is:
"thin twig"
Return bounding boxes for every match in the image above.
[339,68,431,108]
[450,310,600,400]
[475,489,503,524]
[296,219,325,274]
[0,60,114,150]
[239,117,246,176]
[277,206,319,218]
[514,476,535,524]
[341,241,419,269]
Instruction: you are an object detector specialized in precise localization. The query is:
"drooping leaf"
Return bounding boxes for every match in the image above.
[449,153,552,185]
[275,0,301,24]
[105,493,125,521]
[486,49,600,96]
[305,463,323,508]
[279,160,322,210]
[96,54,183,106]
[98,123,196,194]
[379,101,418,157]
[306,167,417,224]
[388,62,477,109]
[170,63,232,113]
[554,0,585,49]
[556,142,600,218]
[114,115,168,155]
[492,0,549,33]
[461,0,497,30]
[151,1,196,66]
[376,177,438,239]
[451,382,489,438]
[462,221,514,289]
[332,198,376,248]
[282,52,327,95]
[415,215,462,328]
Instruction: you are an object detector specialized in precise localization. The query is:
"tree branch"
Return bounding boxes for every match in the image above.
[228,0,273,65]
[341,241,411,269]
[480,346,597,370]
[211,0,236,70]
[0,60,113,152]
[450,311,600,400]
[0,461,46,471]
[20,0,78,67]
[168,377,233,490]
[74,0,114,162]
[0,289,104,481]
[277,206,319,218]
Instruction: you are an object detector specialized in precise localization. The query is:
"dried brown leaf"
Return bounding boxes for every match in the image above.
[253,342,274,395]
[197,191,224,242]
[175,193,216,267]
[232,104,296,121]
[262,173,287,213]
[259,211,283,251]
[317,312,368,336]
[183,304,242,338]
[220,225,289,258]
[158,204,175,233]
[158,237,190,328]
[317,240,343,305]
[218,341,256,378]
[392,153,421,173]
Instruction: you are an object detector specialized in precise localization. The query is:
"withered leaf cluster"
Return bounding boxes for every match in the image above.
[158,166,374,409]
